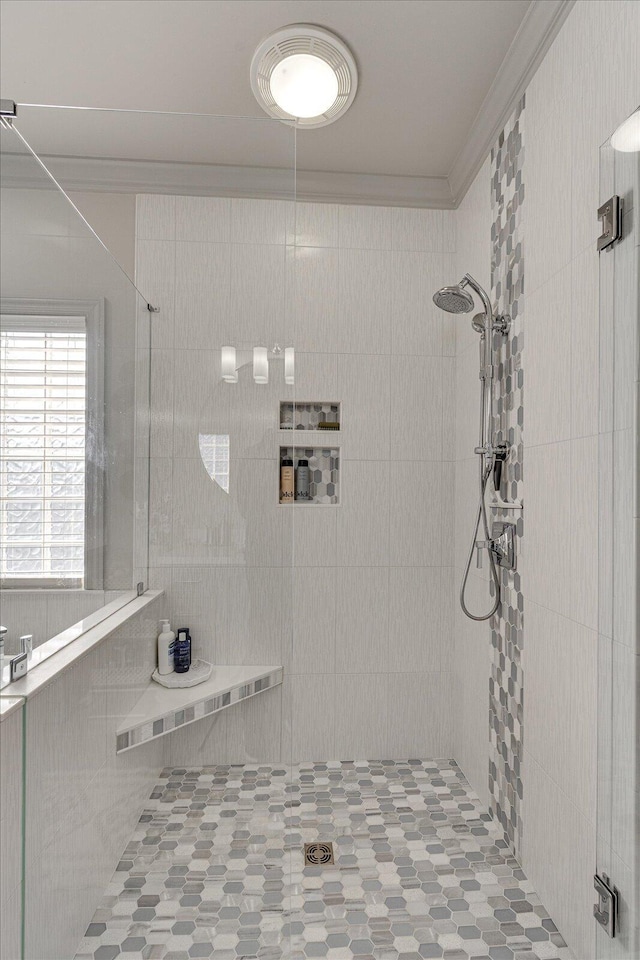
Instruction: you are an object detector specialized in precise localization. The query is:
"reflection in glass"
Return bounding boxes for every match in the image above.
[198,433,230,492]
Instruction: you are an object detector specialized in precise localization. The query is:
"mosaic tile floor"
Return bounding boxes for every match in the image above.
[74,760,572,960]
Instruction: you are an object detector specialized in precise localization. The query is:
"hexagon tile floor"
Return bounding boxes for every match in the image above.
[74,760,572,960]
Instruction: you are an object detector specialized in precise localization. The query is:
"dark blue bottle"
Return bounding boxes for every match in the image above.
[174,628,191,673]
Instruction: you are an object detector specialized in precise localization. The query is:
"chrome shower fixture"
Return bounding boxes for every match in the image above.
[433,273,511,621]
[432,284,474,314]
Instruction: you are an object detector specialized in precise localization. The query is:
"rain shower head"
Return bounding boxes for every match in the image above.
[432,284,475,314]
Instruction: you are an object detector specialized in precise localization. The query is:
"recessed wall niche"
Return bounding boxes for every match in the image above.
[279,401,340,431]
[279,446,340,504]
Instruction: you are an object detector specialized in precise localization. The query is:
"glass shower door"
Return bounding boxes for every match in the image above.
[596,128,639,959]
[0,695,26,960]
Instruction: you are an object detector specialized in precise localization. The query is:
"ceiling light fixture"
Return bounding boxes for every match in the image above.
[250,24,358,128]
[611,107,640,152]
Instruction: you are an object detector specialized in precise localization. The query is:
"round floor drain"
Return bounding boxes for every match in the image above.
[304,841,335,865]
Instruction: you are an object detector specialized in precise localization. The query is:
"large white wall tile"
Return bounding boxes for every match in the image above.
[389,461,442,566]
[336,460,390,567]
[294,202,339,248]
[570,435,599,630]
[389,252,444,357]
[169,565,284,666]
[136,194,175,240]
[391,208,444,252]
[335,567,390,673]
[334,674,388,759]
[337,249,392,354]
[521,441,571,617]
[613,207,640,430]
[283,674,336,761]
[169,457,229,566]
[386,673,450,757]
[0,883,21,960]
[175,240,231,350]
[570,245,600,439]
[136,239,175,349]
[338,353,391,461]
[292,351,338,400]
[526,103,573,296]
[290,246,340,353]
[288,567,337,674]
[611,643,639,871]
[150,348,175,457]
[230,243,287,345]
[526,601,597,823]
[25,653,108,858]
[339,204,392,250]
[176,195,231,243]
[388,566,443,672]
[526,269,572,448]
[231,198,290,245]
[522,755,597,960]
[225,684,283,763]
[292,504,337,568]
[390,355,443,460]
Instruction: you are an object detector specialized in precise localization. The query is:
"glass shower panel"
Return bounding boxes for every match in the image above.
[0,696,26,960]
[0,115,152,678]
[6,106,297,958]
[596,133,639,958]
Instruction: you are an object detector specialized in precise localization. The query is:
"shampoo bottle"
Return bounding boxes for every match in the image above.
[280,456,294,503]
[295,459,310,501]
[174,628,191,673]
[157,620,176,675]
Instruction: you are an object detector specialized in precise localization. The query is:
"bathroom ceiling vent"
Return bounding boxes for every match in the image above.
[250,24,358,128]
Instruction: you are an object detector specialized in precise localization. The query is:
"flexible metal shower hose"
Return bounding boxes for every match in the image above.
[459,457,501,621]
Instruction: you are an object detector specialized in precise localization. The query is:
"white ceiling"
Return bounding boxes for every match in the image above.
[0,0,571,205]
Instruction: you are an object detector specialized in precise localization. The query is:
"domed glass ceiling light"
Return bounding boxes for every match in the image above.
[250,24,358,128]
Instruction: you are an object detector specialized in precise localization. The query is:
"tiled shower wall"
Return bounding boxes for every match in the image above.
[453,3,639,959]
[488,97,525,854]
[138,196,457,765]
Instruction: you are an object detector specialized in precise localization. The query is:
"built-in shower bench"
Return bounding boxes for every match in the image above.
[115,664,283,753]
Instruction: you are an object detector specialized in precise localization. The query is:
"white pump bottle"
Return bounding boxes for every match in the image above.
[157,620,176,675]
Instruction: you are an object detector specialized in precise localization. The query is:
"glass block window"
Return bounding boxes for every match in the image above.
[1,317,87,584]
[198,433,230,492]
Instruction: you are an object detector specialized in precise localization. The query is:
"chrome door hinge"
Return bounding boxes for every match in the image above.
[597,196,621,251]
[594,872,619,937]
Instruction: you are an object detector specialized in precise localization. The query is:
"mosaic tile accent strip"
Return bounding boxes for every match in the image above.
[74,760,571,960]
[281,447,339,504]
[115,668,283,754]
[280,402,341,431]
[489,95,525,855]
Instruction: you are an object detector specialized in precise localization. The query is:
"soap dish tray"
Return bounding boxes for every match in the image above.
[152,659,213,688]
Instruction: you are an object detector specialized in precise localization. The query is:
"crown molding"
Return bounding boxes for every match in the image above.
[1,151,453,208]
[448,0,575,203]
[297,169,453,207]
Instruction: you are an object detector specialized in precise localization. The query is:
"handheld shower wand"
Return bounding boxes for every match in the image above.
[433,274,510,621]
